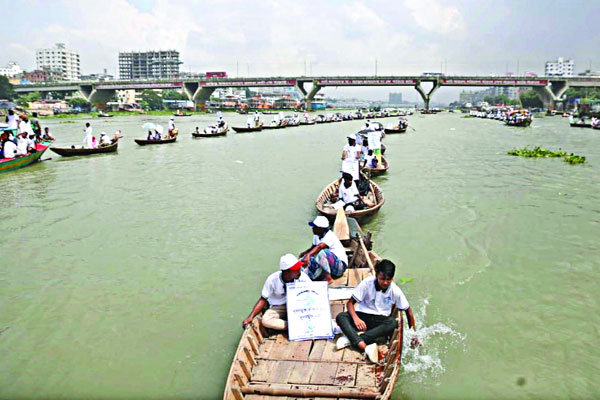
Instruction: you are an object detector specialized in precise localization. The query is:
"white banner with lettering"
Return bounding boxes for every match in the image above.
[286,281,333,341]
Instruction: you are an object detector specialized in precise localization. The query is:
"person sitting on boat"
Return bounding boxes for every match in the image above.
[83,123,93,148]
[2,137,18,159]
[335,259,421,363]
[246,117,253,128]
[42,127,54,141]
[16,132,31,156]
[335,172,368,212]
[100,132,111,146]
[341,134,361,183]
[147,130,154,141]
[242,253,310,331]
[91,136,98,149]
[363,150,378,169]
[113,130,122,143]
[299,216,348,285]
[592,117,599,128]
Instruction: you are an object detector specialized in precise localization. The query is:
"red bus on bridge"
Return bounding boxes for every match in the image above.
[206,71,227,78]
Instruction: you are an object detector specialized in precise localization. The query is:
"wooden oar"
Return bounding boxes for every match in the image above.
[333,207,350,241]
[358,233,375,275]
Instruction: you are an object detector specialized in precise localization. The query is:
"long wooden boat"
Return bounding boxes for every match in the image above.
[134,137,177,145]
[0,139,53,173]
[193,125,229,137]
[263,124,285,130]
[506,119,532,127]
[593,125,600,130]
[233,124,264,133]
[363,157,389,176]
[316,177,385,219]
[50,141,118,157]
[174,113,192,117]
[98,113,114,118]
[300,120,316,125]
[384,127,407,134]
[223,216,404,400]
[570,123,591,128]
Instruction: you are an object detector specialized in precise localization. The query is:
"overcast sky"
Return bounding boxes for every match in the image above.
[1,0,597,103]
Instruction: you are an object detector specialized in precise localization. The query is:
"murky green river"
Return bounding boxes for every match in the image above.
[1,111,599,399]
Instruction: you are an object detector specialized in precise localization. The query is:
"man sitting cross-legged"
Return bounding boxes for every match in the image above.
[335,259,421,363]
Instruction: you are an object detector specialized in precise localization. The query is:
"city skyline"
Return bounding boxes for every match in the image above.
[1,0,598,102]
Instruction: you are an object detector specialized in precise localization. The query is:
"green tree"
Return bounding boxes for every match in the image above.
[519,90,543,108]
[141,90,163,110]
[0,76,16,100]
[162,89,187,100]
[16,92,41,108]
[68,97,90,108]
[483,95,494,104]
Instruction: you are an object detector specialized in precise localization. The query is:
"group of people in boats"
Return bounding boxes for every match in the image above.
[245,111,263,128]
[198,111,228,134]
[243,215,420,363]
[83,122,120,148]
[1,110,54,159]
[146,117,178,141]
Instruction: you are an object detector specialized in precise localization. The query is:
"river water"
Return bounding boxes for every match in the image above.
[1,112,599,399]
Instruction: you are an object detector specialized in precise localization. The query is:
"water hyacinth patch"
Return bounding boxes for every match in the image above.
[507,146,586,164]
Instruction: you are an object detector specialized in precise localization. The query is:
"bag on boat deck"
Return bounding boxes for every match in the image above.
[357,176,371,197]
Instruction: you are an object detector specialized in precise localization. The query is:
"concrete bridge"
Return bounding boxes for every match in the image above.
[13,75,600,110]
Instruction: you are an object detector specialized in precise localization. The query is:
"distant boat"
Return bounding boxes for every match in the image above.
[135,137,177,145]
[50,141,119,157]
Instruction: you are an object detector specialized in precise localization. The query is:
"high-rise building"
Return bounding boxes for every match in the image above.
[36,43,81,81]
[118,50,182,80]
[545,57,574,77]
[388,92,403,104]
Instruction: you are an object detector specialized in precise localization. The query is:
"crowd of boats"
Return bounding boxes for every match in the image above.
[468,107,533,127]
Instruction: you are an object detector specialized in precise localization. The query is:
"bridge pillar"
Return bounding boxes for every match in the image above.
[192,87,215,109]
[533,81,569,110]
[414,80,440,110]
[304,82,321,112]
[183,82,199,101]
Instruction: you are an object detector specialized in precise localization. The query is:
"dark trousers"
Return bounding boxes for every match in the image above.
[336,311,397,347]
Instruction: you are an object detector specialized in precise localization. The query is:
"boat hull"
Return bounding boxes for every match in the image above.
[134,137,177,145]
[0,140,53,173]
[50,141,118,157]
[384,127,407,134]
[316,177,385,219]
[232,126,263,133]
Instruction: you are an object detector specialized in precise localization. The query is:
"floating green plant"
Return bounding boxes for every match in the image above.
[507,146,586,164]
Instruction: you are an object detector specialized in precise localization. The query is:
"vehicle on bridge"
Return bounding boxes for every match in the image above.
[206,71,227,78]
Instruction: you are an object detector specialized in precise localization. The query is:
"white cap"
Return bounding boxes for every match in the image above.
[170,117,174,120]
[346,134,356,140]
[280,253,301,271]
[308,216,329,229]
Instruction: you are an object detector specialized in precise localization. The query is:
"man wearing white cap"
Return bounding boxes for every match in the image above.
[341,134,361,182]
[300,216,348,284]
[242,254,310,331]
[168,117,175,137]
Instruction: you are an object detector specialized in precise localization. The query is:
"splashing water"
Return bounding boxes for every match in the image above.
[401,298,466,384]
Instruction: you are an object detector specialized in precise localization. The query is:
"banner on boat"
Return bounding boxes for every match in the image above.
[286,281,333,341]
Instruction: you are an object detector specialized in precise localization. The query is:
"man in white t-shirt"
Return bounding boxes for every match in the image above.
[341,135,361,182]
[242,254,310,331]
[337,172,370,212]
[83,123,93,148]
[2,139,17,159]
[335,260,421,363]
[299,216,348,284]
[5,109,18,130]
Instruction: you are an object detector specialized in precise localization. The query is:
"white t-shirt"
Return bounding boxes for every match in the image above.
[353,276,409,316]
[16,136,29,155]
[6,114,18,130]
[3,141,17,158]
[339,181,359,204]
[168,120,175,130]
[368,130,381,149]
[261,270,311,306]
[343,144,361,162]
[312,230,348,265]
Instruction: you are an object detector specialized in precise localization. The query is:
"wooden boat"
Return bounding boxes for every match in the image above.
[98,112,114,118]
[593,125,600,130]
[174,113,192,117]
[363,156,389,176]
[50,140,118,157]
[0,139,53,174]
[506,119,532,127]
[300,120,316,125]
[134,137,177,145]
[192,125,228,137]
[233,124,263,133]
[570,123,591,128]
[384,127,407,134]
[223,215,404,400]
[263,123,284,130]
[316,177,385,219]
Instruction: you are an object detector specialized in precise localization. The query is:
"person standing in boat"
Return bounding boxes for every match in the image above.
[299,216,348,285]
[168,117,175,137]
[253,111,261,127]
[341,134,361,183]
[83,122,93,148]
[242,254,310,331]
[5,109,18,130]
[335,259,421,363]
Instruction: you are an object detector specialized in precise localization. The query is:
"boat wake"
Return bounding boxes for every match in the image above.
[401,297,466,384]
